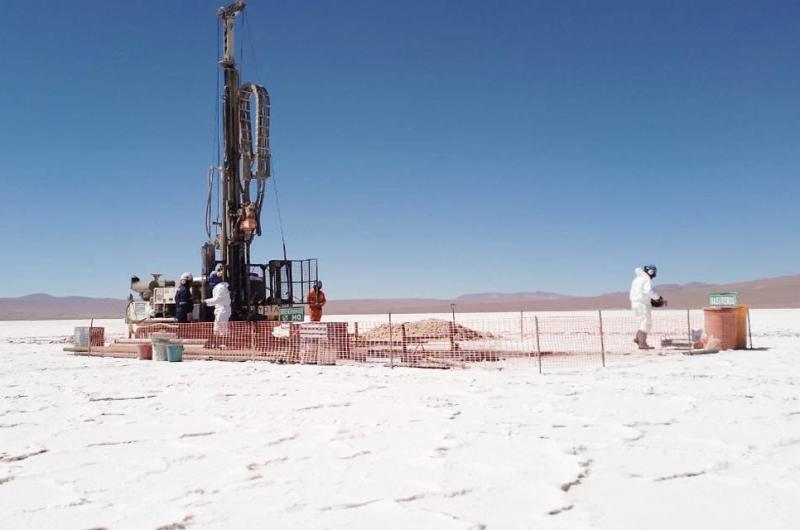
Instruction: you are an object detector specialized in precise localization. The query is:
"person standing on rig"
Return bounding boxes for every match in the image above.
[629,264,666,349]
[307,280,326,322]
[175,272,194,323]
[204,265,231,333]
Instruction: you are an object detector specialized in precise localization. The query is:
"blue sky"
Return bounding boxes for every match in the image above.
[1,0,798,299]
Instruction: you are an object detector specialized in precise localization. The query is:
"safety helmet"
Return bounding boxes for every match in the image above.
[313,280,323,290]
[643,264,657,278]
[214,263,224,273]
[180,272,193,282]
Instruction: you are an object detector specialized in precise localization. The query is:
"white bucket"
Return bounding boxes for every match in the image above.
[151,333,176,362]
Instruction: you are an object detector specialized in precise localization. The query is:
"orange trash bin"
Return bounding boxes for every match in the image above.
[703,307,740,350]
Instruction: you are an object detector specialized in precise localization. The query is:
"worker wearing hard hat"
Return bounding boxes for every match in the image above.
[307,280,326,322]
[175,272,194,323]
[629,265,666,349]
[208,264,224,290]
[204,265,231,333]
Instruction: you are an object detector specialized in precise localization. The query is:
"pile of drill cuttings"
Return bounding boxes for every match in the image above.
[360,319,490,341]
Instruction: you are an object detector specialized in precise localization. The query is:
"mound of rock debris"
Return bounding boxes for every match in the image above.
[361,319,489,341]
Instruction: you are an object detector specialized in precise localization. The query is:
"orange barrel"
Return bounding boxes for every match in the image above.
[90,327,105,347]
[735,305,749,349]
[137,343,153,360]
[703,307,739,350]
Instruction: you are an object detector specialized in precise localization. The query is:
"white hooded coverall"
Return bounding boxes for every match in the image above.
[629,268,660,333]
[204,281,231,334]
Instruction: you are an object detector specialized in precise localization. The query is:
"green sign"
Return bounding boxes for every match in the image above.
[279,306,305,322]
[708,292,737,307]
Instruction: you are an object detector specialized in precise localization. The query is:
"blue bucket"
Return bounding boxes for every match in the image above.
[166,343,184,362]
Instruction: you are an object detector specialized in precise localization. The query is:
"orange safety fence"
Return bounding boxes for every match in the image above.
[83,310,707,372]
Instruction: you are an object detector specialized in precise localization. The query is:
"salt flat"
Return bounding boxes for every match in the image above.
[1,310,798,529]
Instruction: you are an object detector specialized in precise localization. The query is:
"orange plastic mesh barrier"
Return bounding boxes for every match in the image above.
[86,310,708,372]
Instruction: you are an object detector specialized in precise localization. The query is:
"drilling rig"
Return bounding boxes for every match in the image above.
[127,1,318,326]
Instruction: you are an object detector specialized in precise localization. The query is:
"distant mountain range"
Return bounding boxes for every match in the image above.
[456,291,571,301]
[323,274,798,314]
[0,293,126,321]
[0,275,797,320]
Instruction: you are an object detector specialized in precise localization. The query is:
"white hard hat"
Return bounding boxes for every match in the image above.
[180,272,193,282]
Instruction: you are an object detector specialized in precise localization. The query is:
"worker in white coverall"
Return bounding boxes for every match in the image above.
[629,265,666,349]
[203,270,231,334]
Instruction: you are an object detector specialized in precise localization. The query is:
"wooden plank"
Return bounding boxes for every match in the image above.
[683,349,720,356]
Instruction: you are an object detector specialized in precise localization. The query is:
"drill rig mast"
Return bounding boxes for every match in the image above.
[127,1,318,325]
[214,0,266,320]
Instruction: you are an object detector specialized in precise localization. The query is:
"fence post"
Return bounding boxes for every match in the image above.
[686,309,692,349]
[520,310,524,343]
[535,315,542,375]
[389,313,394,369]
[401,323,408,361]
[88,318,94,354]
[747,307,754,350]
[250,321,255,361]
[449,320,456,354]
[598,310,606,367]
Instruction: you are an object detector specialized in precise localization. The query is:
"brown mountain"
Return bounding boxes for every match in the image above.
[324,274,799,314]
[0,274,797,320]
[0,294,127,321]
[456,291,572,301]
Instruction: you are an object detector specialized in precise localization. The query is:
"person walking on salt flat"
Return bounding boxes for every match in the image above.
[630,265,666,349]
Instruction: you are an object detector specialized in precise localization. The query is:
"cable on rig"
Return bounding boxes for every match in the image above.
[270,159,289,263]
[243,10,288,262]
[206,17,223,240]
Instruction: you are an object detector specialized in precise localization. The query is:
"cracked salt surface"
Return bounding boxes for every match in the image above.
[0,310,799,529]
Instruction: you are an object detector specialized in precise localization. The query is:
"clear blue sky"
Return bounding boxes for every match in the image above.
[1,0,798,299]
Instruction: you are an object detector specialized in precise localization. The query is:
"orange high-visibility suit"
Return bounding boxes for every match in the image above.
[307,288,326,322]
